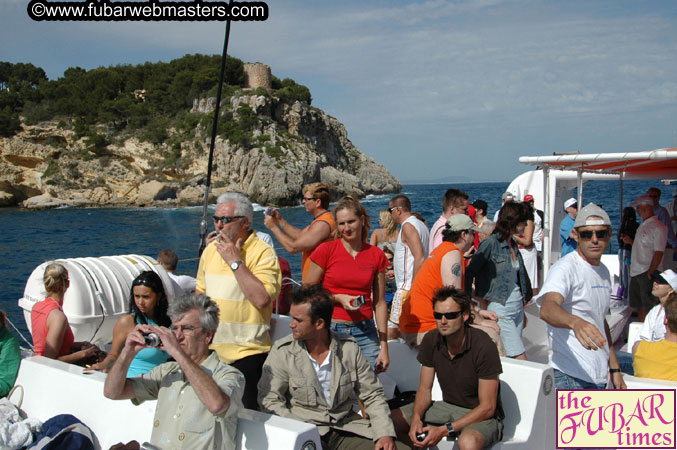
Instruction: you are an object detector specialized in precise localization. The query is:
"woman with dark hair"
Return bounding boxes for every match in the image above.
[618,206,639,298]
[466,202,532,359]
[89,271,171,376]
[515,200,538,293]
[305,196,390,371]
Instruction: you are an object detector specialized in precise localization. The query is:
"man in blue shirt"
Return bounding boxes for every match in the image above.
[559,198,578,257]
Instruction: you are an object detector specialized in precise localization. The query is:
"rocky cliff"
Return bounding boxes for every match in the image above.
[0,92,400,209]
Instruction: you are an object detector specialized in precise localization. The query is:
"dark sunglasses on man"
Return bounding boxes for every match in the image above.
[577,229,609,240]
[433,311,463,320]
[213,215,244,224]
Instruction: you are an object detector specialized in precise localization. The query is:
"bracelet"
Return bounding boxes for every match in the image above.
[609,368,621,374]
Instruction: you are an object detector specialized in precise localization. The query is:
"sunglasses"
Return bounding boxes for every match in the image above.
[388,206,400,213]
[433,311,463,320]
[302,197,316,202]
[213,215,244,224]
[578,229,610,240]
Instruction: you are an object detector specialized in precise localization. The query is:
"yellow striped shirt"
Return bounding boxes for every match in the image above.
[196,233,281,363]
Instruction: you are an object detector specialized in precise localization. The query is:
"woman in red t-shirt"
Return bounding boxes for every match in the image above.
[31,263,100,364]
[305,196,390,371]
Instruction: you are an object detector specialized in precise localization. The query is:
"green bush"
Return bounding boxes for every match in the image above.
[274,78,311,105]
[141,117,169,144]
[85,133,109,155]
[0,106,20,137]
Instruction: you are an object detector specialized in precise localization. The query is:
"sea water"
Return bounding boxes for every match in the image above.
[0,179,664,341]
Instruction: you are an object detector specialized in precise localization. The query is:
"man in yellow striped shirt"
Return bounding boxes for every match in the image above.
[197,192,282,409]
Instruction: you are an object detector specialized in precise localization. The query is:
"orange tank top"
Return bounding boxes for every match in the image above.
[301,211,336,282]
[31,297,75,357]
[400,241,464,334]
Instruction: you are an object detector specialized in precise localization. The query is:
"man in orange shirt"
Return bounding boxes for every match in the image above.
[264,183,336,282]
[400,215,500,351]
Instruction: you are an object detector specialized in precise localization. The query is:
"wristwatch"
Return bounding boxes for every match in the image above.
[445,422,458,441]
[230,260,243,271]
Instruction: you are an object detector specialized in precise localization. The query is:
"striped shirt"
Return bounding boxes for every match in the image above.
[196,232,282,363]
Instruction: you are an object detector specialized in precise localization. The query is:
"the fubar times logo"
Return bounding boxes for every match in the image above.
[556,390,676,448]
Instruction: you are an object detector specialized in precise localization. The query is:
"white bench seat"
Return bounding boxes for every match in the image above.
[13,356,321,450]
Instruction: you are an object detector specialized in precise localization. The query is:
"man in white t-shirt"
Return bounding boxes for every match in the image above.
[538,203,626,390]
[388,194,430,339]
[633,269,677,353]
[492,192,513,223]
[157,249,197,294]
[621,195,668,322]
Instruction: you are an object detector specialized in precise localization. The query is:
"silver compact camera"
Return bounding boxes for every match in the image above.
[350,295,365,308]
[143,332,161,348]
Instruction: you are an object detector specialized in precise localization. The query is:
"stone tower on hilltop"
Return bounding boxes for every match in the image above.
[243,63,272,89]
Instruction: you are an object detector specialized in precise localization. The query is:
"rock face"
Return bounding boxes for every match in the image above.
[0,93,401,209]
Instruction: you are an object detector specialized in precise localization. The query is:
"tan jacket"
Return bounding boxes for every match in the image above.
[257,332,396,440]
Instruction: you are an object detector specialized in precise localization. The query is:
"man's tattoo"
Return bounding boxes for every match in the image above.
[451,263,462,277]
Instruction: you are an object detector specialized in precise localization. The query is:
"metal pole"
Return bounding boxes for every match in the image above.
[543,166,551,279]
[198,15,233,257]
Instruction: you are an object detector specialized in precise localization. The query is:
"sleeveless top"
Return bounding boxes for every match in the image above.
[127,314,170,378]
[401,242,463,333]
[394,215,430,290]
[301,211,336,282]
[31,297,74,357]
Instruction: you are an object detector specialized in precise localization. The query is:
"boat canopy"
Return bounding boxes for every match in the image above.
[518,148,677,179]
[516,148,677,278]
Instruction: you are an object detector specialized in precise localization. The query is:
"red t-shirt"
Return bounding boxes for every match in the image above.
[310,239,388,321]
[31,297,74,357]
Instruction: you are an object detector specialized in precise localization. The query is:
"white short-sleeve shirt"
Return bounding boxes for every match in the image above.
[536,251,611,385]
[630,216,667,276]
[638,303,666,343]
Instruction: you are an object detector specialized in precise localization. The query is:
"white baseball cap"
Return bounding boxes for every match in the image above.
[563,198,577,210]
[573,203,611,228]
[653,269,677,292]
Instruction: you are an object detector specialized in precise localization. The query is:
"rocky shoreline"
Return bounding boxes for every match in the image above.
[1,93,401,210]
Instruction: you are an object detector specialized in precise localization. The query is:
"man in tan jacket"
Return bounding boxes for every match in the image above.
[258,285,406,450]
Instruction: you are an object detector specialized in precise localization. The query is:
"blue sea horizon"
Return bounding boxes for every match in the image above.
[0,179,665,340]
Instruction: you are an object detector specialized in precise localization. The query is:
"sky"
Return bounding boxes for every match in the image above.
[3,0,677,183]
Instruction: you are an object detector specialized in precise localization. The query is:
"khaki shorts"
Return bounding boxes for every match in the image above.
[400,400,503,447]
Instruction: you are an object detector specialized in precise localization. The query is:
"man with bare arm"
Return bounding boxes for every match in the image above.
[196,192,281,409]
[388,194,429,339]
[622,194,668,322]
[264,182,336,282]
[539,203,626,391]
[104,294,245,450]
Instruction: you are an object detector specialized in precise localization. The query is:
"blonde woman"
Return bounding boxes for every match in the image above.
[31,263,100,364]
[370,209,399,248]
[306,196,390,371]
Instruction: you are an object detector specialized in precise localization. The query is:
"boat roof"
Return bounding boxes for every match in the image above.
[518,148,677,180]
